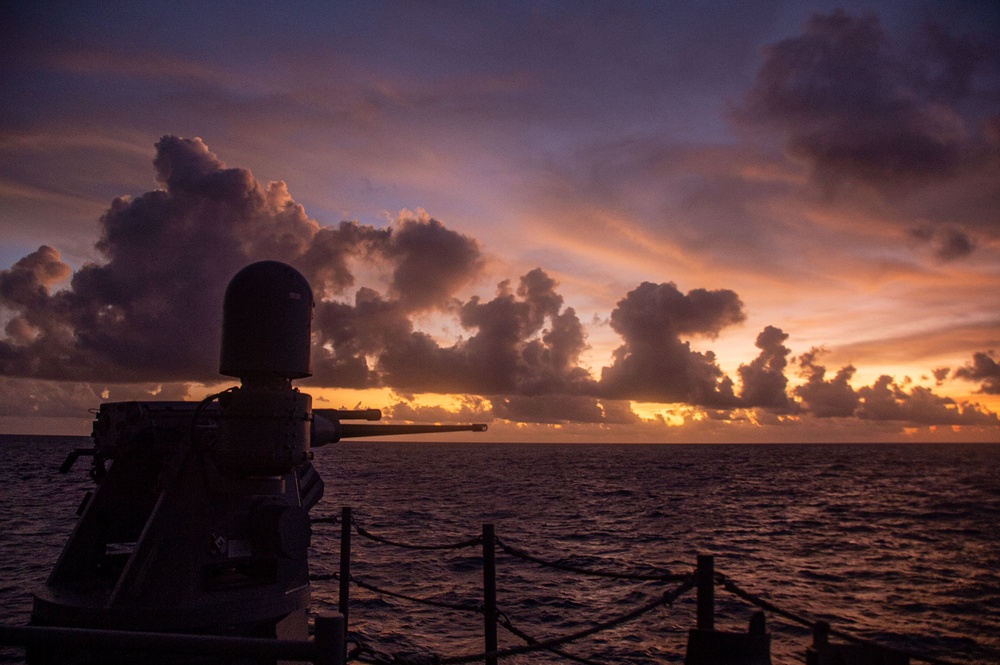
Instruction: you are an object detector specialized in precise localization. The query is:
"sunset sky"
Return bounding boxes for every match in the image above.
[2,1,998,442]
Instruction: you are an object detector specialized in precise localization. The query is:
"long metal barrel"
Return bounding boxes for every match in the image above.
[312,414,487,446]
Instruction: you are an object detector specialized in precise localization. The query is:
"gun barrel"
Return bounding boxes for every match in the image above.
[311,412,487,446]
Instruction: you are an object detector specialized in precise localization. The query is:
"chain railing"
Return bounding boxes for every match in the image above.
[309,507,993,665]
[3,507,988,664]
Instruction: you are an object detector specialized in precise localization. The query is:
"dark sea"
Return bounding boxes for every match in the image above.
[1,436,998,664]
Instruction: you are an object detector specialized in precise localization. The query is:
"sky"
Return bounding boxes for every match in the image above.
[1,1,999,442]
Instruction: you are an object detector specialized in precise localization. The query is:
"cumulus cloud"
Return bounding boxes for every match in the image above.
[738,325,793,410]
[734,10,997,191]
[385,398,490,424]
[858,375,997,426]
[0,135,484,383]
[0,377,189,419]
[598,281,744,406]
[0,138,600,404]
[791,349,997,426]
[0,246,75,373]
[370,269,596,396]
[384,213,486,312]
[794,348,860,418]
[1,135,995,433]
[954,351,1000,394]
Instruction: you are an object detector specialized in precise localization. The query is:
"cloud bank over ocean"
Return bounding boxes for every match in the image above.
[1,3,998,439]
[1,136,995,434]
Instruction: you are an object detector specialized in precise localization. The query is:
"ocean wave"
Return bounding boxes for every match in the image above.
[1,439,998,664]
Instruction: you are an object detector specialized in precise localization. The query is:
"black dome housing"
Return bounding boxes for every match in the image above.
[219,261,313,381]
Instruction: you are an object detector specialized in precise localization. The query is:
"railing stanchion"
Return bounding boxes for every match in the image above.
[813,620,829,648]
[314,613,346,665]
[482,523,497,665]
[338,505,351,663]
[696,554,714,632]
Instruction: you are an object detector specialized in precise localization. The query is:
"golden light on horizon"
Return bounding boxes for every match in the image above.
[1,3,997,442]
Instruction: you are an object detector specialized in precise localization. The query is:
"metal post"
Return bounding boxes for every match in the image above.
[696,554,714,632]
[813,621,830,648]
[338,505,351,664]
[314,614,346,665]
[482,523,497,665]
[807,621,831,665]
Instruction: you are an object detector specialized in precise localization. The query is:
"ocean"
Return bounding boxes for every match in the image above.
[1,436,998,664]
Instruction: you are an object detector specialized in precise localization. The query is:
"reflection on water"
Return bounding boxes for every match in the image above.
[1,438,998,664]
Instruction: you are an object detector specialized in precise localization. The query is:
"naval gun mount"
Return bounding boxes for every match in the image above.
[30,261,486,662]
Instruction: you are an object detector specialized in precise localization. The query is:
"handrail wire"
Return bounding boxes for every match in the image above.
[315,564,980,665]
[495,536,690,583]
[434,577,696,664]
[315,515,974,665]
[495,609,606,665]
[352,575,483,615]
[311,571,482,615]
[353,518,482,551]
[312,572,696,664]
[715,573,813,629]
[332,580,694,664]
[717,573,970,665]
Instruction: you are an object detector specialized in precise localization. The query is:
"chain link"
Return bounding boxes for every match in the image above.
[495,535,691,582]
[353,519,483,551]
[716,573,972,665]
[308,512,973,665]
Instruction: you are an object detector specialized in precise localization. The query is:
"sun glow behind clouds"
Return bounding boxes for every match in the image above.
[1,2,998,440]
[630,402,686,427]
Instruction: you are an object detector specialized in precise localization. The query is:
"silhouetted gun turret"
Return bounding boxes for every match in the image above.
[30,261,486,664]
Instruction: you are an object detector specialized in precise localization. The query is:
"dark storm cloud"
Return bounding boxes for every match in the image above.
[309,290,409,389]
[920,18,999,104]
[2,135,994,430]
[386,398,490,425]
[954,351,1000,394]
[791,348,996,426]
[0,139,767,415]
[0,246,83,378]
[738,325,794,410]
[372,269,596,396]
[734,10,999,192]
[0,245,72,306]
[0,135,484,382]
[598,282,744,406]
[0,377,190,419]
[858,375,997,425]
[0,133,600,401]
[385,217,486,312]
[793,349,860,417]
[0,246,74,358]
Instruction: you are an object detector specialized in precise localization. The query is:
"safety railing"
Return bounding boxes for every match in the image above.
[1,508,988,665]
[313,507,989,665]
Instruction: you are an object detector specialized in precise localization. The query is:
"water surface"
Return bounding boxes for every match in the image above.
[1,438,997,664]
